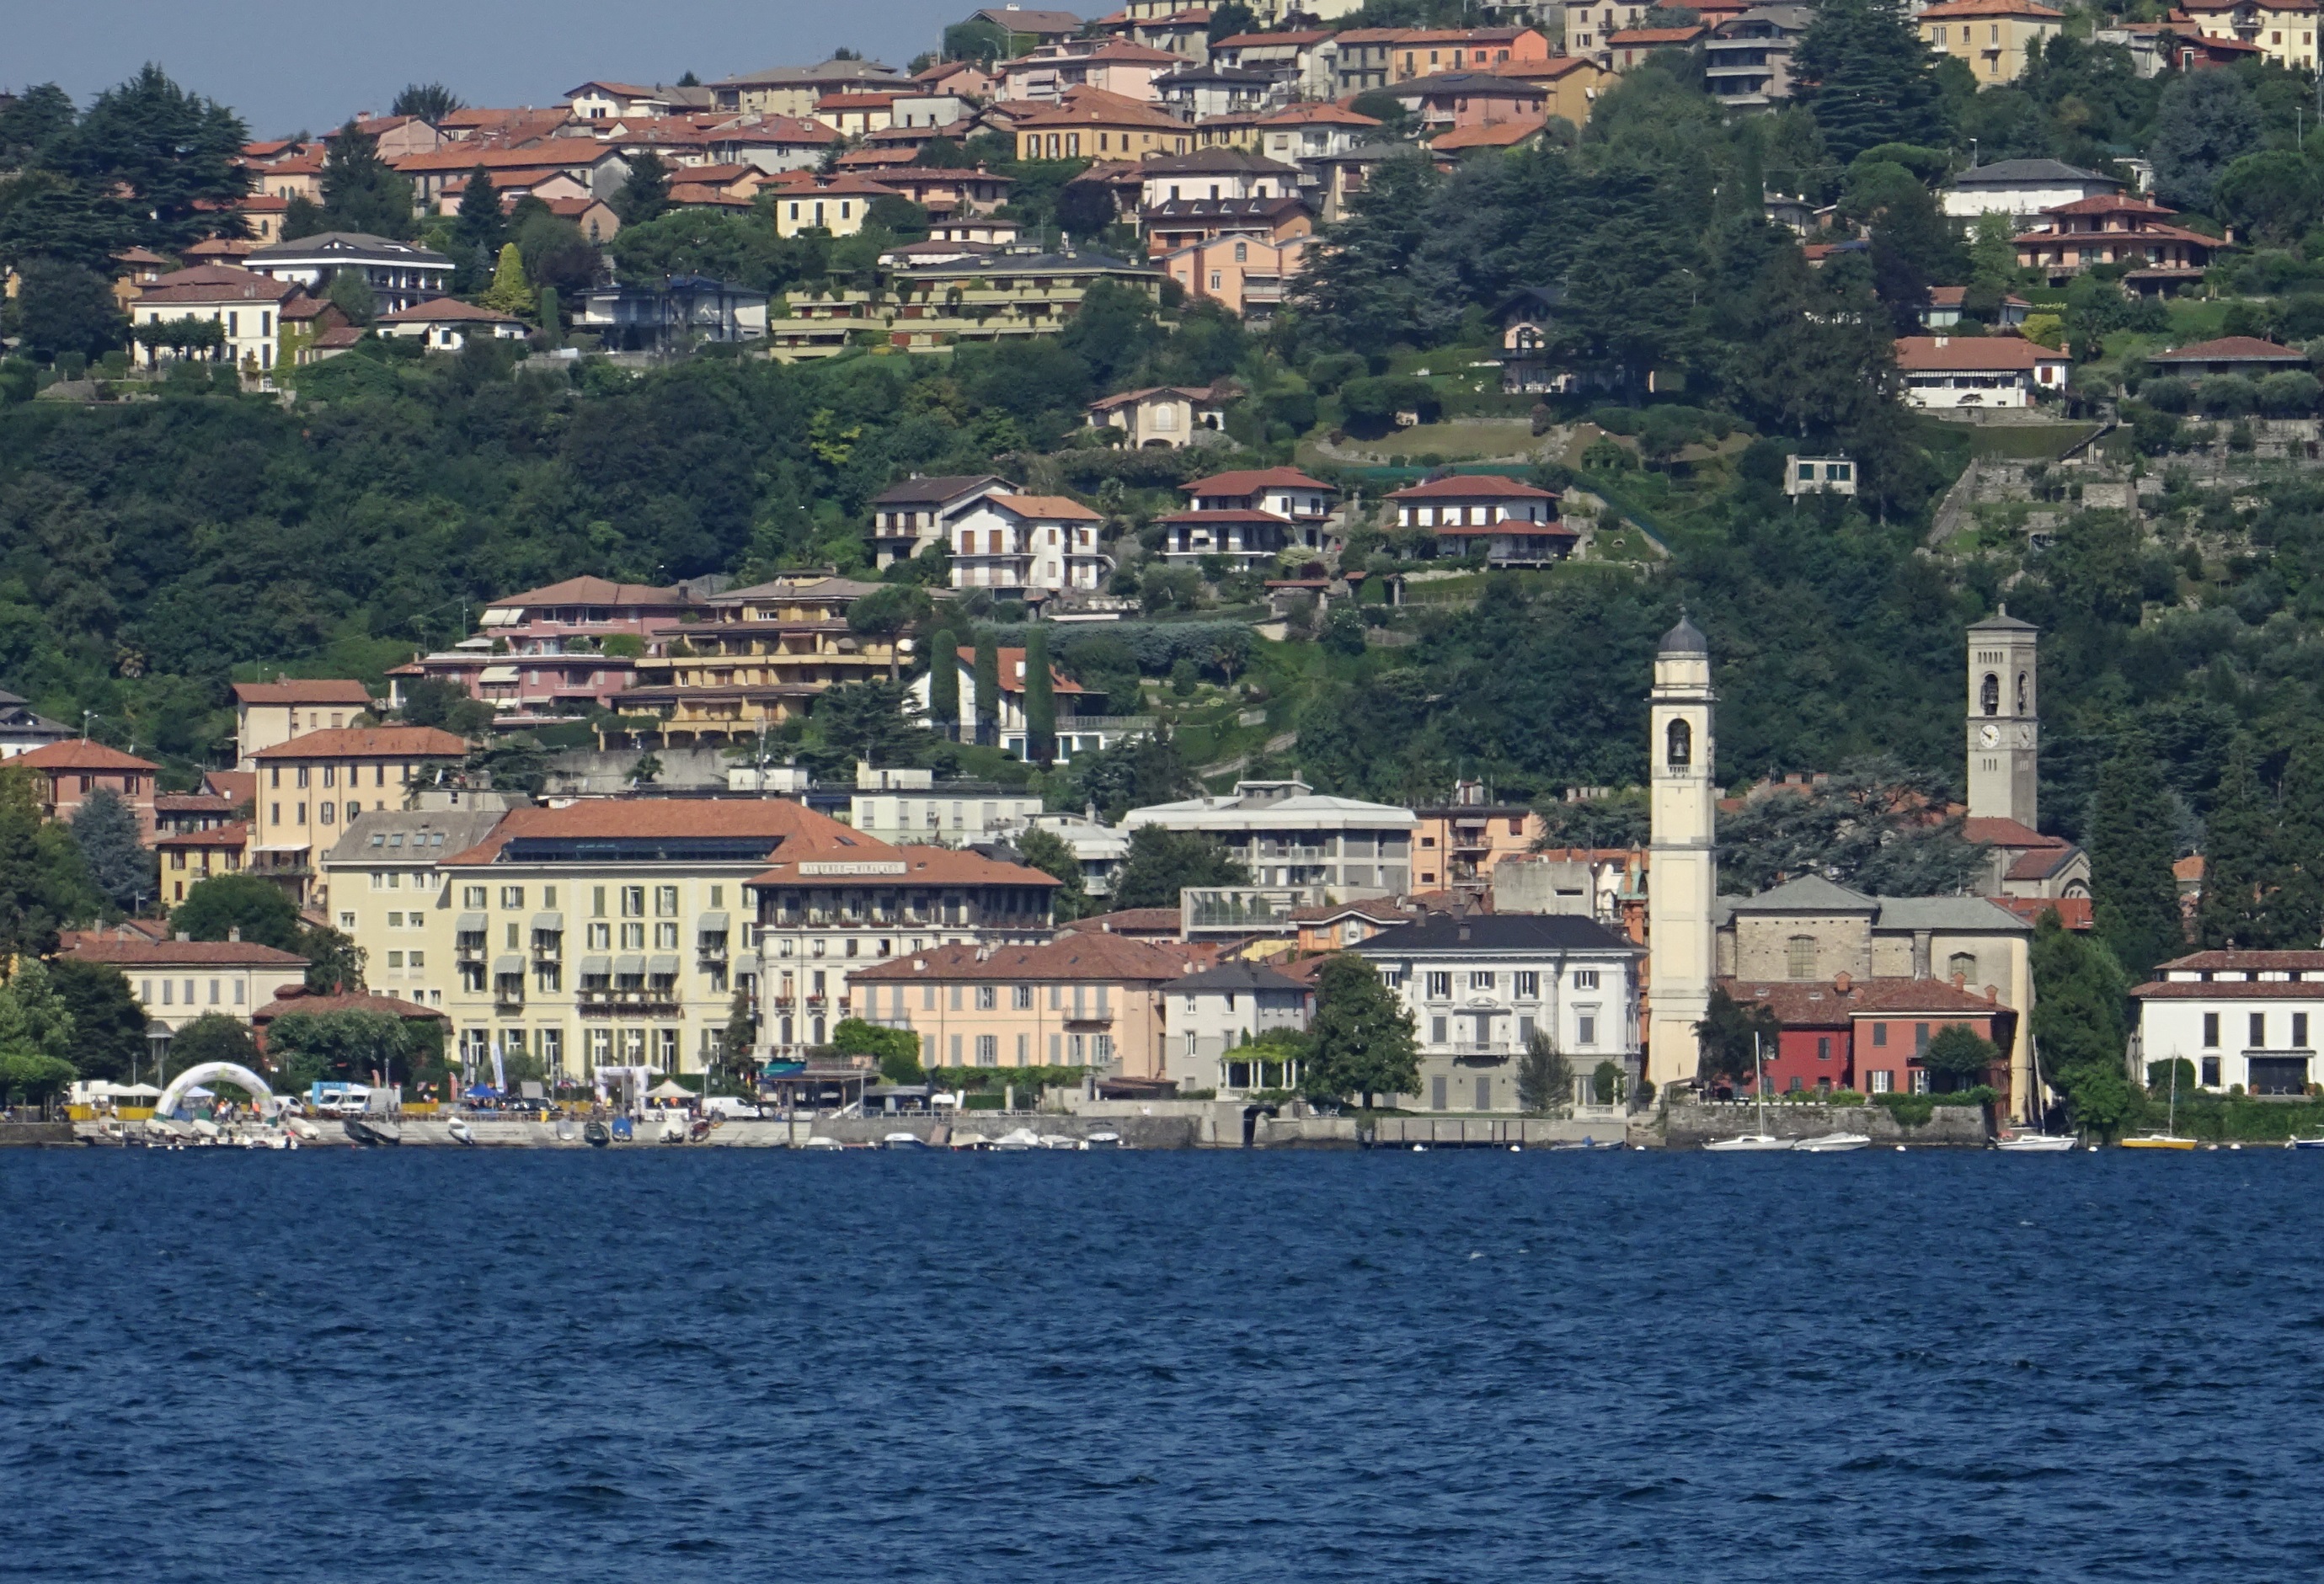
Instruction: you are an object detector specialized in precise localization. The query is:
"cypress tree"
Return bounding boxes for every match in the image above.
[973,632,1001,747]
[2271,731,2324,947]
[1024,626,1055,765]
[482,243,533,317]
[2088,733,2185,981]
[538,285,560,349]
[927,627,959,739]
[2196,734,2272,950]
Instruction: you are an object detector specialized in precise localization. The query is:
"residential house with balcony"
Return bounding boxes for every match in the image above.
[578,274,769,349]
[868,167,1015,219]
[1410,782,1545,894]
[870,474,1011,566]
[61,931,311,1041]
[1253,102,1382,179]
[1330,28,1406,92]
[910,646,1149,761]
[1167,959,1315,1094]
[2144,336,2311,379]
[846,932,1199,1080]
[1354,913,1643,1112]
[1157,232,1308,317]
[1086,383,1233,446]
[1209,30,1339,97]
[13,739,160,842]
[1606,25,1707,70]
[2012,194,2223,290]
[1387,71,1549,133]
[1123,777,1416,899]
[1154,63,1283,120]
[375,297,529,350]
[1563,0,1654,61]
[772,175,903,237]
[319,806,512,1012]
[1919,0,2065,83]
[2162,0,2318,68]
[392,578,702,723]
[1137,147,1300,209]
[250,727,469,905]
[1156,466,1338,566]
[769,248,1166,360]
[1387,473,1574,566]
[158,822,248,903]
[1386,25,1552,79]
[846,766,1047,848]
[947,493,1111,595]
[232,680,375,766]
[752,838,1060,1054]
[1125,4,1217,60]
[242,232,455,315]
[709,58,912,116]
[2133,950,2324,1095]
[1702,4,1814,106]
[612,575,897,749]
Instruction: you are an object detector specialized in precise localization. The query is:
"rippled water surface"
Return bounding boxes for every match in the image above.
[4,1148,2321,1581]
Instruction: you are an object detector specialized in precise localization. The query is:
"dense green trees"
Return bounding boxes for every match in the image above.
[1301,955,1418,1108]
[172,872,301,949]
[2087,735,2185,982]
[2150,68,2261,212]
[313,122,416,240]
[1792,0,1949,162]
[163,1011,256,1084]
[1695,986,1779,1085]
[1111,825,1250,910]
[1012,826,1090,920]
[48,957,146,1085]
[0,958,77,1100]
[70,787,153,914]
[392,83,465,123]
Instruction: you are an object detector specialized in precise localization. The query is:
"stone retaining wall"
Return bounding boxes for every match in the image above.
[1661,1101,1988,1149]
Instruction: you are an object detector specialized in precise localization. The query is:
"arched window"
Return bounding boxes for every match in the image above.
[1786,935,1817,979]
[2017,671,2029,713]
[1948,951,1978,984]
[1666,717,1691,769]
[1981,673,2000,717]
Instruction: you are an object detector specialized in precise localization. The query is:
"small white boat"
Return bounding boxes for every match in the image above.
[2288,1136,2324,1149]
[991,1127,1042,1151]
[1796,1132,1871,1153]
[800,1134,845,1150]
[1994,1133,2076,1153]
[447,1118,475,1145]
[1704,1134,1794,1153]
[1084,1131,1123,1149]
[881,1132,926,1149]
[1037,1134,1079,1150]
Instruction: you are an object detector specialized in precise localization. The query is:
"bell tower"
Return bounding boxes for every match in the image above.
[1966,607,2039,829]
[1647,614,1717,1092]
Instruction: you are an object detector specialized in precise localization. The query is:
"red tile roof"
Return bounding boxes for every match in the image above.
[1990,895,2093,930]
[2147,336,2308,365]
[1894,335,2061,372]
[1609,25,1707,41]
[376,298,526,325]
[252,988,449,1022]
[63,936,308,968]
[253,727,468,761]
[446,797,857,866]
[2154,949,2324,973]
[232,679,373,707]
[1916,0,2062,14]
[1388,473,1557,500]
[491,576,691,610]
[12,739,160,772]
[156,822,250,850]
[1183,467,1333,495]
[1429,120,1549,151]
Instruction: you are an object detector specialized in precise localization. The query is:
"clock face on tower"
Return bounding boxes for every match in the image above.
[1979,723,2000,748]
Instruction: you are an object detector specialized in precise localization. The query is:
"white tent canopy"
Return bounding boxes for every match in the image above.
[644,1080,695,1101]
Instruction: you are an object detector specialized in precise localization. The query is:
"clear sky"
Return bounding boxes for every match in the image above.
[8,0,993,138]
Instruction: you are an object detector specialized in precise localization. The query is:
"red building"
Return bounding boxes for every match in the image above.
[10,739,161,841]
[1721,973,2018,1096]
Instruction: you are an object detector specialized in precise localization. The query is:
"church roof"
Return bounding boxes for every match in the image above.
[1967,604,2037,632]
[1658,614,1708,654]
[1724,875,1876,914]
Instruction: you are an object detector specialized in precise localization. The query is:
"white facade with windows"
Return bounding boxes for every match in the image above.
[2134,951,2324,1095]
[1354,913,1642,1113]
[1170,961,1314,1094]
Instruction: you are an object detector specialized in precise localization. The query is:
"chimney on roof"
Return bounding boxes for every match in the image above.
[1834,971,1851,994]
[228,926,240,942]
[1952,970,1967,990]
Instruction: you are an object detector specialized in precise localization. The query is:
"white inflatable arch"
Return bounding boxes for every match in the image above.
[154,1062,278,1118]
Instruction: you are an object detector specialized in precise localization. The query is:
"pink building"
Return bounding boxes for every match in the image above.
[389,577,705,724]
[12,739,161,842]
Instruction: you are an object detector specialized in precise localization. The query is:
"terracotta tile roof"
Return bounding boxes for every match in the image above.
[1894,335,2062,372]
[2131,978,2324,999]
[376,298,526,324]
[253,727,468,761]
[232,680,374,707]
[1010,95,1187,131]
[1212,29,1333,45]
[1059,906,1183,937]
[2040,193,2176,218]
[1183,467,1332,495]
[1388,473,1556,500]
[991,493,1103,521]
[153,792,236,813]
[491,576,691,610]
[206,771,257,806]
[63,936,308,968]
[156,822,250,849]
[1609,25,1707,41]
[1255,103,1381,128]
[1917,0,2063,13]
[848,934,1196,983]
[446,797,859,866]
[1428,120,1548,150]
[949,646,1088,696]
[11,739,160,772]
[253,988,449,1022]
[391,140,621,173]
[2155,949,2324,973]
[133,268,299,306]
[1990,895,2092,930]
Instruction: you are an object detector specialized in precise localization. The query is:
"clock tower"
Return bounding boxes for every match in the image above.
[1966,607,2039,829]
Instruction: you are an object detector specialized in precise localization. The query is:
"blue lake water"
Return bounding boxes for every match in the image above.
[4,1148,2321,1581]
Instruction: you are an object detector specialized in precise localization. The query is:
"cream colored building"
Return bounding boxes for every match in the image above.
[60,931,310,1034]
[2174,0,2319,68]
[232,679,376,767]
[320,805,514,1015]
[1645,616,1717,1091]
[251,726,470,905]
[1917,0,2065,83]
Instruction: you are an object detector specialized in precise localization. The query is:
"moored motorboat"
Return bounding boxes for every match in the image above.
[583,1120,611,1148]
[2288,1135,2324,1149]
[447,1118,474,1145]
[1796,1132,1871,1153]
[343,1117,400,1145]
[2121,1133,2197,1150]
[1084,1130,1123,1149]
[882,1131,926,1149]
[1994,1132,2076,1152]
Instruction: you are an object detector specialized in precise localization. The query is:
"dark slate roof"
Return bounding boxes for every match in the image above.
[1137,147,1301,176]
[1949,158,2115,188]
[1353,914,1636,955]
[1659,614,1708,654]
[1967,604,2038,632]
[1723,875,1878,913]
[870,473,1006,505]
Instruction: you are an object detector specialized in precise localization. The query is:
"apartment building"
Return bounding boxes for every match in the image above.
[159,823,248,902]
[1918,0,2066,83]
[1122,778,1416,899]
[232,679,375,765]
[1410,785,1544,893]
[249,727,469,904]
[2174,0,2320,68]
[750,840,1060,1055]
[844,767,1046,847]
[319,806,513,1015]
[769,248,1167,360]
[61,931,310,1037]
[12,739,161,842]
[392,578,698,722]
[611,575,897,749]
[1354,913,1643,1112]
[243,232,457,316]
[846,934,1201,1080]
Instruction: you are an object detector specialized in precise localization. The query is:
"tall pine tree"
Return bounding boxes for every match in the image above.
[2088,733,2185,981]
[1792,0,1949,163]
[318,122,415,239]
[2196,734,2272,950]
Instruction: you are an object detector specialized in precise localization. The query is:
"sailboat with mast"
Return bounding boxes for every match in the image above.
[1705,1034,1794,1152]
[1994,1034,2077,1151]
[2122,1056,2197,1149]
